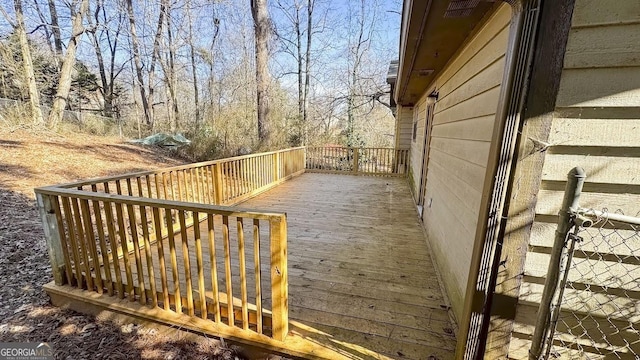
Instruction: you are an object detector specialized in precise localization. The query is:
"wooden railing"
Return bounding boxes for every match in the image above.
[35,147,304,341]
[55,146,305,206]
[35,145,410,343]
[305,147,409,176]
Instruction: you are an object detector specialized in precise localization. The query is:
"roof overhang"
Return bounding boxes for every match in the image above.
[395,0,499,106]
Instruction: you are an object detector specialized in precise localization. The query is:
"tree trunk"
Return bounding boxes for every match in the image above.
[251,0,271,145]
[187,0,200,129]
[165,1,179,131]
[87,1,111,117]
[208,16,220,128]
[295,1,303,145]
[14,0,44,126]
[48,0,63,56]
[126,0,152,126]
[32,0,53,53]
[302,0,314,145]
[147,0,167,126]
[48,0,89,127]
[346,0,367,146]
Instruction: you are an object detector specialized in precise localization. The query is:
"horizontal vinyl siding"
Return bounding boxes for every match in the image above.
[395,105,414,151]
[411,3,512,321]
[509,1,640,358]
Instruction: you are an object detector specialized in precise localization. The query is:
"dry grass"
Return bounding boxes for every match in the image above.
[0,129,285,359]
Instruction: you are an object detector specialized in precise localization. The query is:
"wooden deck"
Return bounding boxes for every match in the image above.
[47,173,457,359]
[235,173,456,359]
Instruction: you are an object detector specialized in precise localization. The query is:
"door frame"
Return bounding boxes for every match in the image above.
[417,97,436,212]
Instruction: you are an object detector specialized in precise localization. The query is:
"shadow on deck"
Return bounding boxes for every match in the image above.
[44,173,456,359]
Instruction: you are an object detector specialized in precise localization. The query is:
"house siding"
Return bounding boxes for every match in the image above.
[408,3,512,321]
[509,0,640,357]
[395,105,413,151]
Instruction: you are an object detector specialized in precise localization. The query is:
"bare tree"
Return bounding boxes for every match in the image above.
[163,0,179,131]
[31,0,53,53]
[145,0,171,129]
[0,0,45,125]
[86,0,126,117]
[186,0,200,128]
[345,0,378,146]
[274,0,303,144]
[274,0,322,145]
[125,0,152,126]
[48,0,63,56]
[48,0,89,127]
[303,0,315,142]
[203,13,220,127]
[251,0,272,144]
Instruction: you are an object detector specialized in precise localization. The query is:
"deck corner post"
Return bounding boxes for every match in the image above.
[36,192,66,286]
[213,163,224,205]
[269,215,289,341]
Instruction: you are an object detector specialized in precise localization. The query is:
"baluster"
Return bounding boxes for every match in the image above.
[153,208,170,310]
[193,212,207,319]
[237,217,249,330]
[165,207,182,313]
[253,219,263,334]
[140,205,157,308]
[207,214,221,322]
[222,216,234,326]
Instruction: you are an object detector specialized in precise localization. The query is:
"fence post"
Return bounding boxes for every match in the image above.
[36,192,66,286]
[529,167,586,360]
[270,215,288,341]
[213,163,224,205]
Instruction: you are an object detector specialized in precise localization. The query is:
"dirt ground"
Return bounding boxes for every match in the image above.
[0,129,281,359]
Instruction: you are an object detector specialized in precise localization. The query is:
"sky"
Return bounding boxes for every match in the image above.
[0,0,403,99]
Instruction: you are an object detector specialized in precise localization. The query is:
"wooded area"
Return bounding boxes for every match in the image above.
[0,0,399,158]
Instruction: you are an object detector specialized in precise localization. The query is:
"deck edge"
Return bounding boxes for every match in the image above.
[43,282,354,360]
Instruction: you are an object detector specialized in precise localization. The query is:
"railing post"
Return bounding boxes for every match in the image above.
[302,147,307,172]
[36,192,66,285]
[352,147,359,174]
[529,167,586,360]
[273,152,281,182]
[270,215,288,341]
[213,163,224,205]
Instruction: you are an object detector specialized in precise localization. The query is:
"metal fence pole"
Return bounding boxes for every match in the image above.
[529,167,586,360]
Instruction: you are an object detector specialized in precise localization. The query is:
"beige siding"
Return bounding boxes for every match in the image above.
[395,105,414,151]
[509,1,640,358]
[408,3,512,321]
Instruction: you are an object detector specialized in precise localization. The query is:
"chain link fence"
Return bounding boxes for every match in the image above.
[530,167,640,359]
[550,209,640,359]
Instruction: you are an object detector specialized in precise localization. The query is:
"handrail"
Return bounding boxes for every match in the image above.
[35,187,286,220]
[54,146,305,189]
